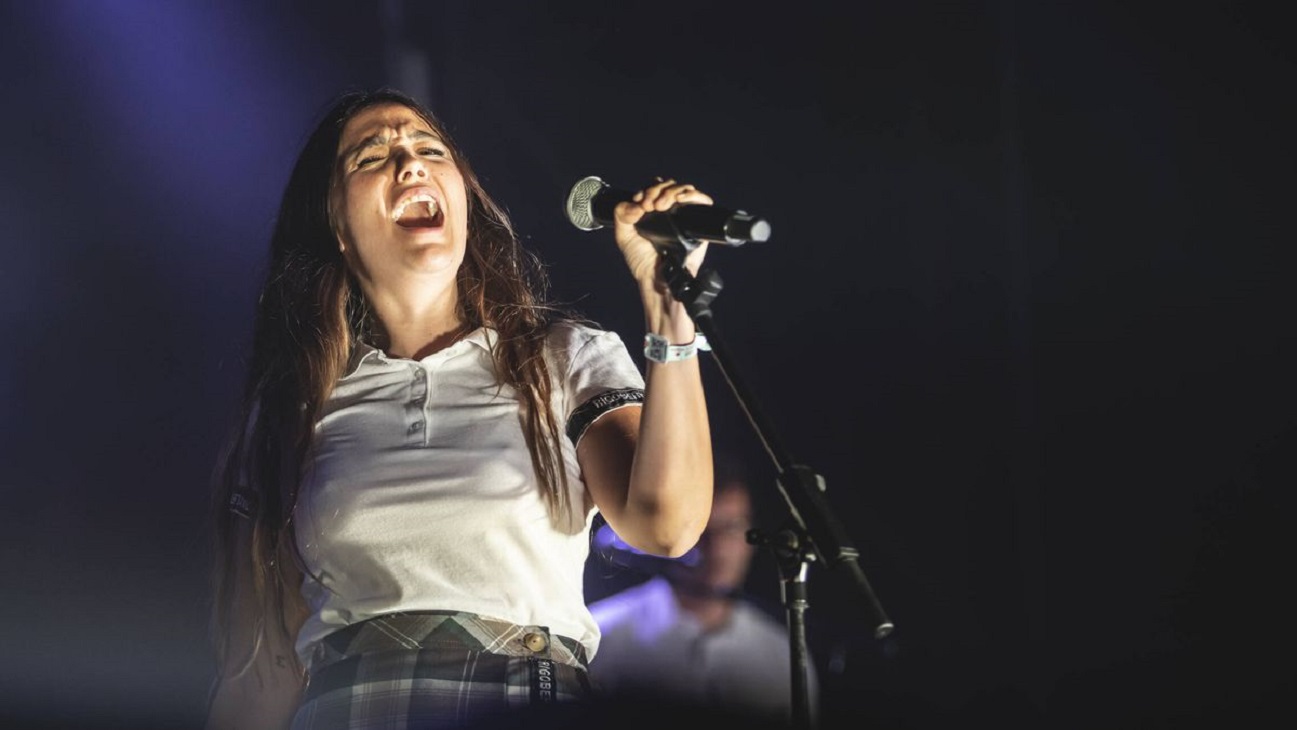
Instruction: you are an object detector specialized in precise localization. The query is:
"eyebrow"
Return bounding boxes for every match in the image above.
[344,129,441,160]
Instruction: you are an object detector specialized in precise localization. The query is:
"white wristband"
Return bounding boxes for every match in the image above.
[644,333,701,363]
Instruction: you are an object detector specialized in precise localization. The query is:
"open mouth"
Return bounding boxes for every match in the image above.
[392,193,443,229]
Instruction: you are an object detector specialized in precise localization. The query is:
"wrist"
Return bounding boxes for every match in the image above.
[641,291,695,342]
[644,332,709,363]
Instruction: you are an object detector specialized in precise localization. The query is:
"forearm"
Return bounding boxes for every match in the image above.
[207,521,308,730]
[593,177,719,554]
[205,657,304,730]
[627,287,714,556]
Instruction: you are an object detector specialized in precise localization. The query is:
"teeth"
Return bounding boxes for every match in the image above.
[391,194,440,222]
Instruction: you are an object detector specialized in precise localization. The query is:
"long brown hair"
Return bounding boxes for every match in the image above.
[208,88,577,681]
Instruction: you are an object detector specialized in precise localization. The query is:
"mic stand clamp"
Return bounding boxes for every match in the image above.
[658,247,722,319]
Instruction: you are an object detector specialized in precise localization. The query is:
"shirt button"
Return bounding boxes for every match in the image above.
[522,632,548,653]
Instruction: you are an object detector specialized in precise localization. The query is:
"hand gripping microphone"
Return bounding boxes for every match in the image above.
[565,176,770,252]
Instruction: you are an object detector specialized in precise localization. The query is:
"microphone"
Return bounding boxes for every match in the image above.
[565,176,770,251]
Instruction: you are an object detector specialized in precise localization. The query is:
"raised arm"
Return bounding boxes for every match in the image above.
[581,178,715,558]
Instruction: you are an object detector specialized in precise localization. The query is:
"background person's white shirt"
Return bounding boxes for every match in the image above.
[589,575,820,723]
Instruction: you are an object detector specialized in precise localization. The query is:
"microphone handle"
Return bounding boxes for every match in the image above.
[670,205,766,244]
[595,192,767,246]
[582,180,769,245]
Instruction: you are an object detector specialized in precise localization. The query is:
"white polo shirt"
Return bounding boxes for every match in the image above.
[293,321,645,669]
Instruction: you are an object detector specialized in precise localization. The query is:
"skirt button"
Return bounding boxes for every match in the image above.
[523,632,549,653]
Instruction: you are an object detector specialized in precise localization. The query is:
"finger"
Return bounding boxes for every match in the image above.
[647,181,704,212]
[639,178,677,209]
[650,185,684,211]
[671,185,714,208]
[627,179,713,220]
[618,181,668,223]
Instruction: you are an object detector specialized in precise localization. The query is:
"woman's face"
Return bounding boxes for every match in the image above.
[330,102,469,291]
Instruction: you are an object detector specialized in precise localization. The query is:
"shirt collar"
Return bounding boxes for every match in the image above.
[344,326,496,378]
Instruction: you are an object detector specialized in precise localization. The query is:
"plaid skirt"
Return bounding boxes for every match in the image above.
[290,611,593,730]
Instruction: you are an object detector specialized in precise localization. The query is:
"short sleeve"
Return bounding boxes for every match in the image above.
[551,323,645,446]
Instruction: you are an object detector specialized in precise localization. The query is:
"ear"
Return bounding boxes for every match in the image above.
[327,194,347,254]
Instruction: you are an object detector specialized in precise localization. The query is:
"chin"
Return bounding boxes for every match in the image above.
[407,245,463,272]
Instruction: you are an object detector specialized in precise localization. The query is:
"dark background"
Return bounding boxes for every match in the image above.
[1,1,1290,728]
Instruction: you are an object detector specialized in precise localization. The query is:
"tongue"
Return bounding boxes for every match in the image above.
[397,202,441,229]
[397,215,439,229]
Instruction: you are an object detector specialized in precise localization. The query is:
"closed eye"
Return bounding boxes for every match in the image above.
[419,147,447,158]
[358,155,384,167]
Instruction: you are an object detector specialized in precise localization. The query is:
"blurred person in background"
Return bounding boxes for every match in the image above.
[588,454,820,725]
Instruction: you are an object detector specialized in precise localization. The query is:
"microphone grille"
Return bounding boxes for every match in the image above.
[565,175,607,231]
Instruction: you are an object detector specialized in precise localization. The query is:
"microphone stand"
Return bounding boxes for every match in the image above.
[654,240,894,730]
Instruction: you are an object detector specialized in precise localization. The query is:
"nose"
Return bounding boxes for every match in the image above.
[396,150,427,181]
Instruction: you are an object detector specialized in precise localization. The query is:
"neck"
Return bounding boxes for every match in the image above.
[673,587,736,632]
[362,278,466,359]
[668,577,740,632]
